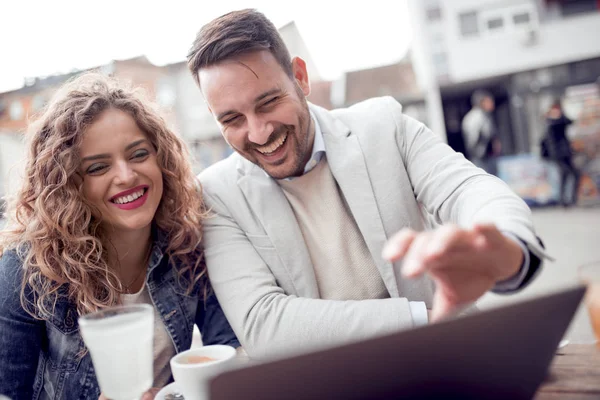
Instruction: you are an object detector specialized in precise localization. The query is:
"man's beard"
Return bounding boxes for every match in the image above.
[245,104,312,179]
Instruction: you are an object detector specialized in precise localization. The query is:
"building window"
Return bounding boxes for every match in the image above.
[432,52,449,77]
[9,101,24,121]
[559,0,599,17]
[486,17,504,30]
[32,95,46,112]
[426,7,443,21]
[513,12,531,25]
[157,83,176,108]
[459,11,479,37]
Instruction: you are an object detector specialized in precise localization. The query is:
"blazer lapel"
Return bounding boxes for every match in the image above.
[312,106,400,297]
[237,163,319,298]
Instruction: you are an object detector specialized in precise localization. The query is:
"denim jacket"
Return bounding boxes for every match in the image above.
[0,234,239,400]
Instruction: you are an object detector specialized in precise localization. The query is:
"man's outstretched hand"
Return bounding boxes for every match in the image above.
[382,224,523,322]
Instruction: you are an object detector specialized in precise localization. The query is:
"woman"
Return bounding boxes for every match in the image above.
[0,73,239,399]
[542,100,579,207]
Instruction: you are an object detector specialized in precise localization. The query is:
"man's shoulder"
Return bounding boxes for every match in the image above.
[331,96,402,119]
[197,153,244,197]
[462,108,483,130]
[324,96,404,137]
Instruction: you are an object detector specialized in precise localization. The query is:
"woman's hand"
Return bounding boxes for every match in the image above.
[100,387,161,400]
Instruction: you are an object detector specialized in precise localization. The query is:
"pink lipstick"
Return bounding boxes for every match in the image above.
[110,185,149,211]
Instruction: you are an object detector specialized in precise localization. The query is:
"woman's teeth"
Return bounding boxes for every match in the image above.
[113,189,144,204]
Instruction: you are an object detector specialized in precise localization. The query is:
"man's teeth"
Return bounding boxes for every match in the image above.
[114,189,144,204]
[257,133,287,154]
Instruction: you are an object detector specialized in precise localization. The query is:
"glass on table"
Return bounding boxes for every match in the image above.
[79,304,154,400]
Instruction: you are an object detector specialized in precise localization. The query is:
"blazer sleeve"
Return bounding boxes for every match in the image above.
[0,251,45,399]
[387,97,549,262]
[200,189,415,360]
[195,289,240,348]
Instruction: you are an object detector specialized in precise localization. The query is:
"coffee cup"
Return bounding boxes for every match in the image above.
[170,345,236,400]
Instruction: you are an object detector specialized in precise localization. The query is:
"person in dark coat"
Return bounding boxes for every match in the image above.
[543,100,579,207]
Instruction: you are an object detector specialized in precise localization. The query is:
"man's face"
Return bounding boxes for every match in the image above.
[482,96,495,112]
[548,105,562,119]
[199,51,314,179]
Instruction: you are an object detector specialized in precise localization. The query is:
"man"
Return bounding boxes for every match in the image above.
[543,100,579,207]
[188,9,546,359]
[462,90,501,175]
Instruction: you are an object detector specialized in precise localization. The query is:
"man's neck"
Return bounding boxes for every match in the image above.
[301,116,317,169]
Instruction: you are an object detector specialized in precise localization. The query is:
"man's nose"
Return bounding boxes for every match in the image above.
[247,115,274,145]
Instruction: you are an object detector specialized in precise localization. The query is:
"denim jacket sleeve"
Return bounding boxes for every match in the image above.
[195,290,240,348]
[0,250,45,399]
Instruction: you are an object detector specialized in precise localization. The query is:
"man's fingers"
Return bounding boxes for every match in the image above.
[419,248,492,275]
[403,226,481,278]
[424,225,477,259]
[382,228,417,262]
[431,289,457,322]
[388,224,503,280]
[473,223,503,245]
[401,232,434,277]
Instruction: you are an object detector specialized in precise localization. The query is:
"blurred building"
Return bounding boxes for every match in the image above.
[312,56,427,123]
[159,60,231,175]
[409,0,600,156]
[0,56,175,203]
[158,20,325,174]
[0,56,170,200]
[0,21,327,199]
[279,21,322,82]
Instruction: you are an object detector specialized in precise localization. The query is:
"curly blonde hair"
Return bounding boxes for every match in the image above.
[0,73,207,318]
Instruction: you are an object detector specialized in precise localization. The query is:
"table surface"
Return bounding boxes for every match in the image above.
[535,344,600,399]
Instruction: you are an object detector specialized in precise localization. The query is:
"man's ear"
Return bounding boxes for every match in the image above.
[292,57,311,97]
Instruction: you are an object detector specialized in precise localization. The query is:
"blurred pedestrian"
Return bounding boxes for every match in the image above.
[462,90,501,175]
[541,99,579,207]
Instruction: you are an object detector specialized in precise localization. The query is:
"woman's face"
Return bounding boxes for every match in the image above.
[79,108,163,235]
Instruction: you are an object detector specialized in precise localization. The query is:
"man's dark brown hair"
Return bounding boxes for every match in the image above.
[187,9,293,87]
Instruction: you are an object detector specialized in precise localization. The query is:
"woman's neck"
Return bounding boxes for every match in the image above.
[106,226,153,293]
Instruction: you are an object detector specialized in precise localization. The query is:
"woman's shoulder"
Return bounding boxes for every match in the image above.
[0,248,26,282]
[0,249,28,308]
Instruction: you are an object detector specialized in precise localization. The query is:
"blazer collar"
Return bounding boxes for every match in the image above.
[235,102,400,297]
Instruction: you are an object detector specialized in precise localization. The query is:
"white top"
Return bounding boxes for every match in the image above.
[121,285,176,387]
[279,157,389,300]
[279,115,429,326]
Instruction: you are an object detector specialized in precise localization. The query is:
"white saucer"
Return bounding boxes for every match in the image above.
[155,382,182,400]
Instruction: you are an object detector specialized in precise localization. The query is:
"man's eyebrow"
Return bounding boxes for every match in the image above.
[254,88,283,103]
[217,109,238,121]
[216,89,283,121]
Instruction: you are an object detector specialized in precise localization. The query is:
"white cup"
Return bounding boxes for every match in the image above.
[170,345,236,400]
[79,304,154,400]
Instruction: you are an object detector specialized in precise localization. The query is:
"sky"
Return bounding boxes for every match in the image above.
[0,0,414,93]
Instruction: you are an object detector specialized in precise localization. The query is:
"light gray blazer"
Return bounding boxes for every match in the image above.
[199,96,546,359]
